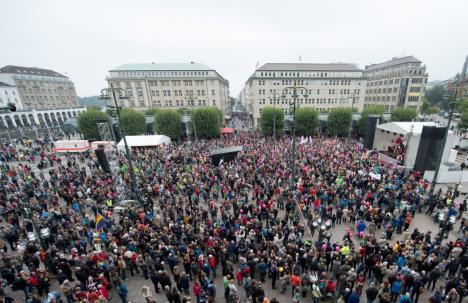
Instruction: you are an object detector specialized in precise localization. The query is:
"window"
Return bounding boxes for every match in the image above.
[130,100,135,106]
[137,91,143,97]
[212,100,216,106]
[409,87,421,93]
[408,96,419,102]
[212,89,215,96]
[127,90,133,97]
[139,100,145,106]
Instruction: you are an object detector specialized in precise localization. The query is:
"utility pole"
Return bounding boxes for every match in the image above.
[348,92,357,138]
[186,91,198,141]
[100,84,141,205]
[268,90,278,140]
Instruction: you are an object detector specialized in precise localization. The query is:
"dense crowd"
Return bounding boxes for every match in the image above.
[0,130,467,303]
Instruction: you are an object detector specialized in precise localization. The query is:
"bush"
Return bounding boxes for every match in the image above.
[295,108,319,136]
[327,108,352,136]
[358,105,385,136]
[260,107,284,137]
[391,108,417,122]
[119,108,147,135]
[192,107,221,139]
[154,110,183,140]
[77,109,110,141]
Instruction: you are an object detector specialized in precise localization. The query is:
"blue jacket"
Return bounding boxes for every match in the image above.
[347,292,360,303]
[391,280,402,294]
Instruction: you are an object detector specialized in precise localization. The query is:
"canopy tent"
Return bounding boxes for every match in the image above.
[117,135,170,150]
[220,127,235,134]
[376,121,437,136]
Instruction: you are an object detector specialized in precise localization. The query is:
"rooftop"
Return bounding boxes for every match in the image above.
[0,65,67,78]
[257,62,361,72]
[365,56,422,71]
[110,62,213,71]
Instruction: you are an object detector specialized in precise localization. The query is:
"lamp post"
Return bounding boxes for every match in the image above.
[268,91,279,139]
[429,80,462,195]
[348,92,357,139]
[100,84,141,204]
[281,80,309,191]
[185,91,198,141]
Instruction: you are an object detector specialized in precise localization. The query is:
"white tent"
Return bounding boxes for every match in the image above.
[373,121,455,170]
[117,135,170,150]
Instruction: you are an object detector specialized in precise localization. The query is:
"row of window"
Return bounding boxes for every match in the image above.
[128,89,216,97]
[366,69,426,80]
[259,79,357,86]
[258,98,354,105]
[261,88,360,95]
[117,79,217,87]
[259,71,362,78]
[17,80,74,90]
[23,95,75,102]
[365,95,398,102]
[123,99,217,107]
[366,87,399,94]
[117,71,210,77]
[259,107,349,115]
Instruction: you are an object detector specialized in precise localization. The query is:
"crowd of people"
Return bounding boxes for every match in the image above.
[0,127,466,303]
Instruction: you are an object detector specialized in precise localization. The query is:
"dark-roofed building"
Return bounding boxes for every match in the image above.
[0,65,80,110]
[244,62,366,126]
[363,56,428,111]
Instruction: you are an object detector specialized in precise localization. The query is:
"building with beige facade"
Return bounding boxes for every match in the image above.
[363,56,428,111]
[0,65,80,110]
[106,62,230,114]
[244,63,366,126]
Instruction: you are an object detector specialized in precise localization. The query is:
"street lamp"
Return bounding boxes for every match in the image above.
[185,91,198,141]
[100,84,141,204]
[281,80,309,191]
[348,92,357,138]
[268,90,279,139]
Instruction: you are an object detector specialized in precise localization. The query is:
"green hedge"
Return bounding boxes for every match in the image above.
[77,109,110,140]
[327,108,352,136]
[295,108,319,136]
[155,109,183,140]
[192,107,222,139]
[260,107,284,137]
[119,108,147,135]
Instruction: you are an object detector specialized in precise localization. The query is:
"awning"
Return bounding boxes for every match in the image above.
[221,127,235,134]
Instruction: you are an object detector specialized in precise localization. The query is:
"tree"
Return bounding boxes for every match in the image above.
[459,112,468,133]
[229,97,237,109]
[391,108,417,122]
[77,109,109,140]
[192,107,222,139]
[295,108,319,136]
[259,107,284,136]
[327,108,352,137]
[145,108,160,116]
[421,99,440,115]
[426,85,446,106]
[155,110,183,140]
[119,108,147,136]
[457,98,468,114]
[358,105,385,136]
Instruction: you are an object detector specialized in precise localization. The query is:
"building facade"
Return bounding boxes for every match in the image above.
[0,65,80,110]
[244,63,366,126]
[106,62,230,114]
[0,82,24,110]
[363,56,428,111]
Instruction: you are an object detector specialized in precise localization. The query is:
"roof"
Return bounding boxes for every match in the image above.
[365,56,422,71]
[0,82,13,87]
[117,135,171,148]
[257,63,361,72]
[209,146,243,156]
[0,65,67,78]
[110,63,212,72]
[377,122,438,135]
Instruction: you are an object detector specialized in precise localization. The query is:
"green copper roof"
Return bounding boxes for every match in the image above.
[110,63,212,71]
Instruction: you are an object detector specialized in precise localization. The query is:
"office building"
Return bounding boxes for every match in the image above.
[0,65,79,110]
[106,62,230,114]
[244,62,366,126]
[363,56,428,111]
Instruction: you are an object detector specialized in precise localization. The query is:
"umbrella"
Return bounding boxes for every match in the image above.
[220,127,235,134]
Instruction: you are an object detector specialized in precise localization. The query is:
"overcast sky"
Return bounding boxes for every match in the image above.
[1,0,467,97]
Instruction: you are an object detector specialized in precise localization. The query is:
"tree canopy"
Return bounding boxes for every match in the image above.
[192,107,222,139]
[425,85,446,106]
[327,108,352,136]
[259,107,284,137]
[77,109,110,141]
[119,108,147,136]
[295,108,319,136]
[155,109,183,140]
[391,108,417,122]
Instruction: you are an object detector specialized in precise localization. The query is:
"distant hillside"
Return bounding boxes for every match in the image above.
[78,96,106,107]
